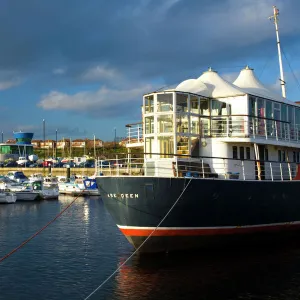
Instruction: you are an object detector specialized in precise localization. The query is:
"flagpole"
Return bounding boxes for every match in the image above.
[269,6,286,98]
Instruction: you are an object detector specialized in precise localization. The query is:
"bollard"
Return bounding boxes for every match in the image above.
[66,166,70,180]
[48,165,51,175]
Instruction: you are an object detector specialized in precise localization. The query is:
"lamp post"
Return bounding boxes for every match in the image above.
[43,119,45,171]
[114,127,117,151]
[55,129,58,160]
[1,131,3,143]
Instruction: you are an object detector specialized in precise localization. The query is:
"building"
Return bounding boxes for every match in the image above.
[0,132,34,162]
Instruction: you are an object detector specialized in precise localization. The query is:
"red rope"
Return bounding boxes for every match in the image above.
[0,193,83,263]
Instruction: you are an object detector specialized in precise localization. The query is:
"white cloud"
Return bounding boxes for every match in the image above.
[0,77,22,91]
[53,68,66,75]
[81,66,119,82]
[37,84,153,117]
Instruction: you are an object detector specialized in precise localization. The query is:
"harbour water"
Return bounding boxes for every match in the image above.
[2,197,300,299]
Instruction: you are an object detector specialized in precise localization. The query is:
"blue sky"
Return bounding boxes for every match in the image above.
[1,0,300,141]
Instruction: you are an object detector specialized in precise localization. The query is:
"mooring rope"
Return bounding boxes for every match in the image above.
[84,178,193,300]
[0,193,84,264]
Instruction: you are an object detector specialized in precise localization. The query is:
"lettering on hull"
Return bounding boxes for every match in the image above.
[107,193,139,199]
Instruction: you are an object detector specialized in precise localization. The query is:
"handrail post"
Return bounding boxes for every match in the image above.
[201,159,204,178]
[242,160,245,180]
[280,163,283,181]
[275,121,278,141]
[288,162,292,181]
[227,116,229,137]
[270,162,273,181]
[264,118,267,140]
[223,158,227,179]
[176,158,178,178]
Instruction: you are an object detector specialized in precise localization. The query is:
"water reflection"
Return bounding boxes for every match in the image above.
[114,243,300,300]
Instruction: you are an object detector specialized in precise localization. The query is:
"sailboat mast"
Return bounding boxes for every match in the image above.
[269,5,286,98]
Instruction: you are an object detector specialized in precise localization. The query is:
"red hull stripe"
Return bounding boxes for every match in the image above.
[118,223,300,237]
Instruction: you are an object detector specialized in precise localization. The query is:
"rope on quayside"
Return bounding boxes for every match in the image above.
[0,192,84,264]
[83,178,193,300]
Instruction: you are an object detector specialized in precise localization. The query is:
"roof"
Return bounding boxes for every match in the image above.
[169,66,300,106]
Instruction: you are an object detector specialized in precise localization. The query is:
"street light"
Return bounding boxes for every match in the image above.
[55,129,58,160]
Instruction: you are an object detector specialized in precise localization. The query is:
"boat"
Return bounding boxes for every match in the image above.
[58,178,88,196]
[6,171,29,183]
[83,178,100,196]
[0,177,37,201]
[30,180,59,200]
[43,176,58,187]
[96,7,300,253]
[29,173,44,182]
[0,190,17,204]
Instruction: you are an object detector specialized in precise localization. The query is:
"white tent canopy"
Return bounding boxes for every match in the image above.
[171,66,299,106]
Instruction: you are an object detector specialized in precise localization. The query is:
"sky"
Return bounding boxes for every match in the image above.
[1,0,300,142]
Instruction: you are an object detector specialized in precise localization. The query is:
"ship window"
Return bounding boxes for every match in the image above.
[211,100,226,116]
[145,116,154,134]
[200,98,210,116]
[145,137,154,159]
[158,136,174,158]
[293,151,296,163]
[190,95,199,114]
[278,150,286,162]
[177,136,188,157]
[157,94,173,112]
[190,116,200,134]
[176,94,188,113]
[288,106,295,126]
[249,96,256,116]
[157,115,173,133]
[176,114,189,133]
[281,104,287,121]
[246,147,250,160]
[265,148,269,161]
[144,95,154,113]
[239,147,244,160]
[297,152,300,163]
[232,146,238,159]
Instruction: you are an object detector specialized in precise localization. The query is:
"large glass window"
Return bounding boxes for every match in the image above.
[190,95,199,114]
[157,115,173,133]
[200,98,210,115]
[190,116,200,134]
[157,94,173,112]
[211,100,227,116]
[158,136,174,158]
[145,116,154,134]
[144,95,154,113]
[176,114,189,133]
[176,136,189,157]
[176,94,188,113]
[145,137,154,158]
[281,104,287,121]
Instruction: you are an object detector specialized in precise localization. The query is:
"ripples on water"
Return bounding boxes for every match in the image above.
[1,197,300,299]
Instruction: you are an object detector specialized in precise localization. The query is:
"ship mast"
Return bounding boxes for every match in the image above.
[269,5,286,98]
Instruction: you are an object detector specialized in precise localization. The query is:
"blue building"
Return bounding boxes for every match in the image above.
[0,131,34,162]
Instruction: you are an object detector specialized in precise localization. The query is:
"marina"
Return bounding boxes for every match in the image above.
[2,3,300,300]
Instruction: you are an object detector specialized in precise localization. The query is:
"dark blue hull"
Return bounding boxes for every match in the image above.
[96,176,300,253]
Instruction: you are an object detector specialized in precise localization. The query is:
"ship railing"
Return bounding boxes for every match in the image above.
[96,153,300,181]
[125,122,143,145]
[211,115,300,143]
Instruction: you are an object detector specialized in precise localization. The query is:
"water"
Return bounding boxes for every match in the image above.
[1,198,300,299]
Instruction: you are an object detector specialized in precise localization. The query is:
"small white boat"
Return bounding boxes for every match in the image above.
[0,191,17,204]
[27,180,59,200]
[29,173,44,182]
[6,171,29,183]
[58,178,88,196]
[43,176,58,187]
